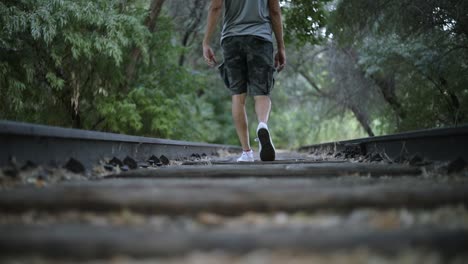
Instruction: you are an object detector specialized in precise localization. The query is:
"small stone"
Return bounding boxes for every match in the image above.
[4,156,19,178]
[104,164,114,171]
[148,155,160,165]
[191,153,201,160]
[3,167,18,178]
[197,212,223,226]
[409,155,423,166]
[35,178,46,188]
[37,172,48,181]
[109,157,123,167]
[447,157,467,174]
[343,144,363,158]
[121,165,129,172]
[123,156,138,170]
[160,155,170,165]
[64,158,85,173]
[26,177,36,184]
[21,160,37,171]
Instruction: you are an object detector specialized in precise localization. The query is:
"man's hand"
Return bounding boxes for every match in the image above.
[203,0,222,68]
[203,44,217,67]
[275,48,286,72]
[269,0,286,72]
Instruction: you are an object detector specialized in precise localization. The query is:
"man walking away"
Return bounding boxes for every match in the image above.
[203,0,286,162]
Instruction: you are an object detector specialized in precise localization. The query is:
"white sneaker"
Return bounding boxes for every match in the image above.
[237,150,254,162]
[257,122,275,161]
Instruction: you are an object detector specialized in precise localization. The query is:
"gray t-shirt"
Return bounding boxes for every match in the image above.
[221,0,273,43]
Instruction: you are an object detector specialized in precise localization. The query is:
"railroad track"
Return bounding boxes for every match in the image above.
[0,121,467,263]
[300,124,468,162]
[0,120,240,170]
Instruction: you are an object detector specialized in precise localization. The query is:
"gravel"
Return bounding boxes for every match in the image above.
[1,151,467,263]
[1,206,467,232]
[1,249,467,264]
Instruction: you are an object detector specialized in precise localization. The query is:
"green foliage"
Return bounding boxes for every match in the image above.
[357,31,468,130]
[0,0,148,126]
[0,0,220,143]
[280,0,332,45]
[97,96,143,133]
[3,0,466,150]
[270,103,367,148]
[270,0,468,147]
[331,0,468,44]
[327,0,468,133]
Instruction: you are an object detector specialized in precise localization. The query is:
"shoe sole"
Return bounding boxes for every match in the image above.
[258,128,275,161]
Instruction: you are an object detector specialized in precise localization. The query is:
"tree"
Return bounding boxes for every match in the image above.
[168,0,209,67]
[0,0,149,128]
[288,43,381,137]
[330,0,468,131]
[0,0,221,143]
[125,0,166,85]
[280,0,332,45]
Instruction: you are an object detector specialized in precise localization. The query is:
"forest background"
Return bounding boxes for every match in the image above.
[1,0,467,149]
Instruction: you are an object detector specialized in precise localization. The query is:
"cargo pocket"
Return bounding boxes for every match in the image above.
[267,66,277,94]
[218,62,230,88]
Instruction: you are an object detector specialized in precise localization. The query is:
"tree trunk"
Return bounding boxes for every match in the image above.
[342,47,403,130]
[439,77,463,124]
[349,104,375,137]
[70,71,82,129]
[178,32,190,67]
[298,70,375,136]
[125,0,166,86]
[371,73,405,127]
[177,0,207,67]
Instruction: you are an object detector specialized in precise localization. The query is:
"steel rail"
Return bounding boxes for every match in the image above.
[298,124,468,161]
[0,120,241,169]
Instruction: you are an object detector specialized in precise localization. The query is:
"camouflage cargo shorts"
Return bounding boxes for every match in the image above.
[218,35,276,96]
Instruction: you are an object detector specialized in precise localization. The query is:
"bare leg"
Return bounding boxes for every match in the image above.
[254,95,275,161]
[254,95,271,124]
[232,93,250,151]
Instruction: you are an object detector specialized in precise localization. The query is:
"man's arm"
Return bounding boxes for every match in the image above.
[268,0,286,72]
[203,0,223,67]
